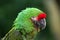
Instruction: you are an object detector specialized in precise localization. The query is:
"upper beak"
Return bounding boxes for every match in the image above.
[39,18,46,30]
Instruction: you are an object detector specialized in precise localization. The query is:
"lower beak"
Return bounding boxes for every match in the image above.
[37,28,40,32]
[35,27,40,32]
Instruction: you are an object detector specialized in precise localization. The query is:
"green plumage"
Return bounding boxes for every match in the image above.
[2,8,43,40]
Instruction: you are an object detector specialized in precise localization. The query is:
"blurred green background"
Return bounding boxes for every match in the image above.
[0,0,60,40]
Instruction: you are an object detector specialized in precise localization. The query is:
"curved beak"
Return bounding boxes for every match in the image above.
[39,18,46,30]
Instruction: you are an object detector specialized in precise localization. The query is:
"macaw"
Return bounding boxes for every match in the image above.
[2,8,47,40]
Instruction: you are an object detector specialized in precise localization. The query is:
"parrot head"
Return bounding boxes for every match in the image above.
[14,8,47,33]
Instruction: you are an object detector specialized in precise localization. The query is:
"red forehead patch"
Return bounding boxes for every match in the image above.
[37,13,46,21]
